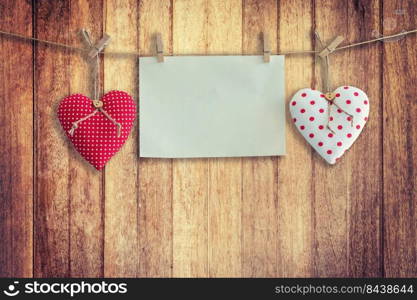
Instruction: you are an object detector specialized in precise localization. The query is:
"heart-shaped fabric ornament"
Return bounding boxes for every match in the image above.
[289,86,369,164]
[58,90,136,170]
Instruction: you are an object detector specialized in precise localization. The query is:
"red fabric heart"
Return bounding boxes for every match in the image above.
[58,90,136,170]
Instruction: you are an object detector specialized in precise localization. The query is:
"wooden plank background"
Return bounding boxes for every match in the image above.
[0,0,416,278]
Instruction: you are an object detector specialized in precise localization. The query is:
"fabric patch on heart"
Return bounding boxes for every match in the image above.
[58,90,136,170]
[289,86,369,164]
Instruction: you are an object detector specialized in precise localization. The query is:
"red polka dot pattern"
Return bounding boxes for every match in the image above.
[289,86,369,164]
[58,91,136,170]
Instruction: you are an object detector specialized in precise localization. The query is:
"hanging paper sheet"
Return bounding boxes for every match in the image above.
[139,55,285,158]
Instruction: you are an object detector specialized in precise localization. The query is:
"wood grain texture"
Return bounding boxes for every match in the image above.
[242,0,279,277]
[34,0,104,278]
[313,0,349,277]
[172,0,209,277]
[34,0,71,277]
[383,0,417,277]
[313,0,382,277]
[276,0,314,277]
[0,0,33,277]
[68,0,104,278]
[103,0,139,277]
[343,0,382,277]
[138,0,173,277]
[1,0,417,278]
[206,0,242,278]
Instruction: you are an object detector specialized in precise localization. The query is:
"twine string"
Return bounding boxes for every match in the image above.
[0,28,416,57]
[68,29,122,138]
[99,108,122,137]
[68,110,98,136]
[314,31,331,93]
[324,55,330,93]
[315,31,355,132]
[1,27,415,136]
[80,29,100,100]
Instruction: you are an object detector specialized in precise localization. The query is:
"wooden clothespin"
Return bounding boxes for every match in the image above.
[80,29,111,59]
[88,33,110,58]
[262,32,271,62]
[318,35,344,58]
[156,33,164,62]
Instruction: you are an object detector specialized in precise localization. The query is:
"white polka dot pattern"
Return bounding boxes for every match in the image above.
[289,86,369,164]
[58,90,136,170]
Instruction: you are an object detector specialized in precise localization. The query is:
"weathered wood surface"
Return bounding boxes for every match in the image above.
[0,0,416,278]
[0,0,33,278]
[383,0,417,277]
[313,0,382,277]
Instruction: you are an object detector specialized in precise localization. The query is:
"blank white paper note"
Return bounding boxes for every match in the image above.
[139,55,285,158]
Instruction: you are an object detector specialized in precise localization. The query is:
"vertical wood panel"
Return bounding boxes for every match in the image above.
[344,0,381,277]
[2,0,417,278]
[313,0,381,277]
[242,0,278,277]
[138,0,173,277]
[383,0,417,277]
[276,0,314,277]
[0,0,33,277]
[206,0,242,278]
[312,1,349,276]
[34,0,104,278]
[313,3,348,276]
[34,0,71,277]
[172,0,209,277]
[104,0,139,277]
[68,0,104,278]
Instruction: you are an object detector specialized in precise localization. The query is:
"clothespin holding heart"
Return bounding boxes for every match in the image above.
[318,35,344,59]
[80,29,111,60]
[262,32,271,63]
[72,29,121,138]
[315,33,344,99]
[156,33,164,62]
[79,29,111,100]
[314,32,354,132]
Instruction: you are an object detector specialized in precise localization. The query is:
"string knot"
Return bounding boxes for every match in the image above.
[68,123,78,136]
[67,105,122,138]
[116,123,122,138]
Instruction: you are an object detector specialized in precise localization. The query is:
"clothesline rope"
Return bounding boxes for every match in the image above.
[0,28,416,57]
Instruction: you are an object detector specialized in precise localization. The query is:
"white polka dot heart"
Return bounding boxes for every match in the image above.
[289,86,369,164]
